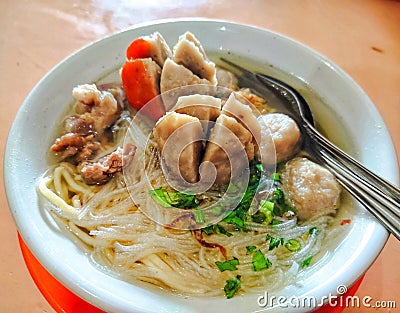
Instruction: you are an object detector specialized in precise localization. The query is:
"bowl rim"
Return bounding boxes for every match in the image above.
[4,17,397,313]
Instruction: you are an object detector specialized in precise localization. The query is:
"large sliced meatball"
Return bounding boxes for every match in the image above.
[174,94,221,134]
[173,32,217,84]
[258,113,301,164]
[202,114,254,186]
[160,58,211,94]
[153,112,204,184]
[280,157,341,221]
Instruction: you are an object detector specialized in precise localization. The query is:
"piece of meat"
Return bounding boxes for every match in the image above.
[107,87,126,110]
[51,132,87,153]
[173,32,217,85]
[72,83,103,106]
[202,114,254,186]
[174,94,221,134]
[80,144,137,185]
[77,140,102,161]
[142,32,172,67]
[153,112,204,184]
[216,68,238,91]
[280,157,341,221]
[258,113,301,164]
[160,58,211,94]
[222,92,261,145]
[52,84,125,162]
[64,116,94,136]
[72,84,124,133]
[51,133,100,160]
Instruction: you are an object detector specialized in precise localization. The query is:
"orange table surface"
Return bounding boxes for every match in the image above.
[1,1,400,312]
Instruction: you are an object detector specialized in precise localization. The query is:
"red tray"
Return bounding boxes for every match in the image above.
[18,233,362,313]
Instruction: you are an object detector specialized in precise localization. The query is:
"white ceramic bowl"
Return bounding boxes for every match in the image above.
[4,19,398,313]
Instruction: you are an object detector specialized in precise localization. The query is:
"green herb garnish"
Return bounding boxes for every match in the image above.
[265,187,292,216]
[285,239,302,252]
[223,206,247,230]
[202,224,232,237]
[265,234,284,250]
[224,275,241,299]
[246,245,257,255]
[259,200,274,224]
[149,187,200,208]
[215,257,239,272]
[309,227,320,236]
[256,163,264,172]
[221,161,263,230]
[252,250,272,271]
[272,172,280,182]
[271,219,281,225]
[301,256,313,268]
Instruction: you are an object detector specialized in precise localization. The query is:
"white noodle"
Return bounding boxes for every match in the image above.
[37,87,341,299]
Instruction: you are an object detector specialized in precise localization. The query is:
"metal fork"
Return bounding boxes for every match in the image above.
[220,57,400,240]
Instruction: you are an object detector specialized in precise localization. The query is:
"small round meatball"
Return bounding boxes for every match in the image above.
[258,113,301,164]
[280,157,341,221]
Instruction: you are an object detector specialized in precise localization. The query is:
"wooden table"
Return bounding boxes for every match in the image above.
[1,0,399,312]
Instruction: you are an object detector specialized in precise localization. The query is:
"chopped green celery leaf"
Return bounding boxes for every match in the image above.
[201,224,233,237]
[240,187,255,207]
[256,163,264,172]
[272,172,280,181]
[216,224,233,237]
[224,215,244,228]
[215,257,239,272]
[265,187,295,216]
[149,189,172,207]
[266,234,284,250]
[285,239,302,252]
[194,209,205,223]
[260,200,275,211]
[256,200,274,225]
[251,211,266,224]
[223,207,248,230]
[149,187,199,208]
[246,245,257,254]
[273,188,284,201]
[220,161,262,231]
[202,225,213,235]
[309,227,320,236]
[224,275,241,299]
[270,237,284,250]
[252,250,272,271]
[301,255,313,268]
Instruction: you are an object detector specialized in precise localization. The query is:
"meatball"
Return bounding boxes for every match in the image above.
[280,157,341,221]
[258,113,301,164]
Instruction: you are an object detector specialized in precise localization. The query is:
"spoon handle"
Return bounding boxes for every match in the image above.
[219,57,400,240]
[307,123,400,240]
[306,122,400,201]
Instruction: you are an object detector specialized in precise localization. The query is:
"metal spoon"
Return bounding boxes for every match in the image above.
[220,57,400,240]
